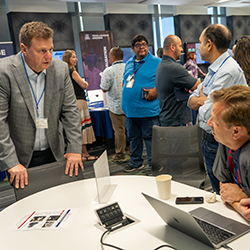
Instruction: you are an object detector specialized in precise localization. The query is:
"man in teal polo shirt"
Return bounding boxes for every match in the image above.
[121,34,161,173]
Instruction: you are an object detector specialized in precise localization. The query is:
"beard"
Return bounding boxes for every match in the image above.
[175,51,180,60]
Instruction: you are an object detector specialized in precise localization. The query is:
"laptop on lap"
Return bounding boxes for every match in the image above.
[142,193,250,249]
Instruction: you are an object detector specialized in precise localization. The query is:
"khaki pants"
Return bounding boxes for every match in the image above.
[109,111,126,156]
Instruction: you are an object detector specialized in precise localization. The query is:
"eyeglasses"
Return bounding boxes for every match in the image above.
[134,43,148,49]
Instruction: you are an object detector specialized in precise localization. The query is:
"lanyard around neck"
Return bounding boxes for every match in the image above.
[133,60,144,75]
[205,55,230,87]
[21,53,46,114]
[228,147,241,188]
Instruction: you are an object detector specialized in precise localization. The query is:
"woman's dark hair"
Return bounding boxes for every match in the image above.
[156,47,163,58]
[234,35,250,86]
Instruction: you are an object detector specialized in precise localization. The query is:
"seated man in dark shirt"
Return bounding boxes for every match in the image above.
[208,85,250,218]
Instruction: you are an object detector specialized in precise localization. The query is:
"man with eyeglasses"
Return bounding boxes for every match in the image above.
[188,24,247,194]
[121,34,161,174]
[0,21,83,190]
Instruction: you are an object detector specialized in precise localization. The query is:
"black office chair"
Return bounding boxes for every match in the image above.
[151,124,206,189]
[14,160,84,201]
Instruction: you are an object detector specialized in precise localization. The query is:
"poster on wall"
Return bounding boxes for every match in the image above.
[0,41,14,58]
[79,31,114,90]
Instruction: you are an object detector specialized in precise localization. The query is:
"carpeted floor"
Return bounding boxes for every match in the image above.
[0,144,212,211]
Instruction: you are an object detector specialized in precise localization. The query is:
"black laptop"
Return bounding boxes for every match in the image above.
[142,192,250,249]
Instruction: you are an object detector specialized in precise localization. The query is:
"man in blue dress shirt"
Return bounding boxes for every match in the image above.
[188,24,247,194]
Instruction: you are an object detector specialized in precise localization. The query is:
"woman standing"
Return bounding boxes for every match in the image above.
[63,50,97,161]
[184,52,206,78]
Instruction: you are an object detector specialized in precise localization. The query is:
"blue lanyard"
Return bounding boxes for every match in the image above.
[21,53,46,114]
[133,60,144,75]
[205,56,230,87]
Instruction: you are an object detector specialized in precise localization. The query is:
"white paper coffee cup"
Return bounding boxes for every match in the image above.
[155,174,172,200]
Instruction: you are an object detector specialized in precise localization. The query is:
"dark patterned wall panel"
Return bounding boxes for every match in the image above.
[227,15,250,47]
[7,12,74,53]
[174,15,211,43]
[104,14,153,47]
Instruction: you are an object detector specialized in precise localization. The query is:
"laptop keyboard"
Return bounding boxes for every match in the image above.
[194,217,235,245]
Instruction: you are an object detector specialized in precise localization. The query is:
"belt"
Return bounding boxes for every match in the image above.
[203,131,218,145]
[33,148,50,155]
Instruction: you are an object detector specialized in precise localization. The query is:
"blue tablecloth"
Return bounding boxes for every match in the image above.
[89,107,113,139]
[0,171,6,181]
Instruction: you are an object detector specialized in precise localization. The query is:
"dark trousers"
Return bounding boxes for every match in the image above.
[127,116,159,168]
[28,148,56,168]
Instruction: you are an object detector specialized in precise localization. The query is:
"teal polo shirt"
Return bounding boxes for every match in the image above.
[121,52,161,118]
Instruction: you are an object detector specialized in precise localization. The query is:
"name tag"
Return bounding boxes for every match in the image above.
[36,118,48,129]
[126,79,134,88]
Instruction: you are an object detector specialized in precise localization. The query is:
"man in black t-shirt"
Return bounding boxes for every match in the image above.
[155,35,199,126]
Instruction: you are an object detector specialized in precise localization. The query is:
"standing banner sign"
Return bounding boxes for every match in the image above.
[79,31,114,90]
[0,41,14,59]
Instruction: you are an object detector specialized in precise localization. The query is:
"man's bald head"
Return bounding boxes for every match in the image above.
[202,24,232,53]
[163,35,180,51]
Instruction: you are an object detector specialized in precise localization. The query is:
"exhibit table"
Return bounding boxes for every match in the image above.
[89,107,113,139]
[0,176,249,250]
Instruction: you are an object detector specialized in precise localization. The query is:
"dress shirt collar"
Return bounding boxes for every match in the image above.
[208,51,230,73]
[112,60,124,66]
[24,59,47,78]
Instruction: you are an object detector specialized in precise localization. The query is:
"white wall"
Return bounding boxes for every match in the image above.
[81,3,105,13]
[105,3,149,14]
[174,6,207,15]
[6,0,67,12]
[226,7,250,16]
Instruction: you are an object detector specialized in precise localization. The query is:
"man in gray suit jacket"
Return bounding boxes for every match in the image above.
[0,21,83,189]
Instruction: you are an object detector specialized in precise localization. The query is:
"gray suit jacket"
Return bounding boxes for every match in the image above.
[0,52,82,171]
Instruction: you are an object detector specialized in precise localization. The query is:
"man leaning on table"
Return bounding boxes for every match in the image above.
[208,85,250,220]
[0,21,83,189]
[188,24,247,194]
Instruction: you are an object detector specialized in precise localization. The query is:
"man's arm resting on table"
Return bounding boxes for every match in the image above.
[7,164,28,189]
[60,64,83,176]
[220,182,249,203]
[238,198,250,221]
[229,199,250,221]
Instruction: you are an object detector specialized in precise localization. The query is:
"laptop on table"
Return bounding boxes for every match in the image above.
[142,193,250,249]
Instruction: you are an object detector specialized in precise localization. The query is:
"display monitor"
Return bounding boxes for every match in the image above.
[177,52,185,65]
[186,43,209,64]
[121,46,154,63]
[52,50,65,61]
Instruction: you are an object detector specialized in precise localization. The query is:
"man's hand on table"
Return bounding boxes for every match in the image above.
[7,164,28,189]
[64,153,84,177]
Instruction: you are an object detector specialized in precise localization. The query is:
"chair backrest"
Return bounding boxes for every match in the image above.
[151,124,206,188]
[14,160,84,201]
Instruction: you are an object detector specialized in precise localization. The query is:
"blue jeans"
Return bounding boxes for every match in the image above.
[201,139,220,194]
[127,116,159,169]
